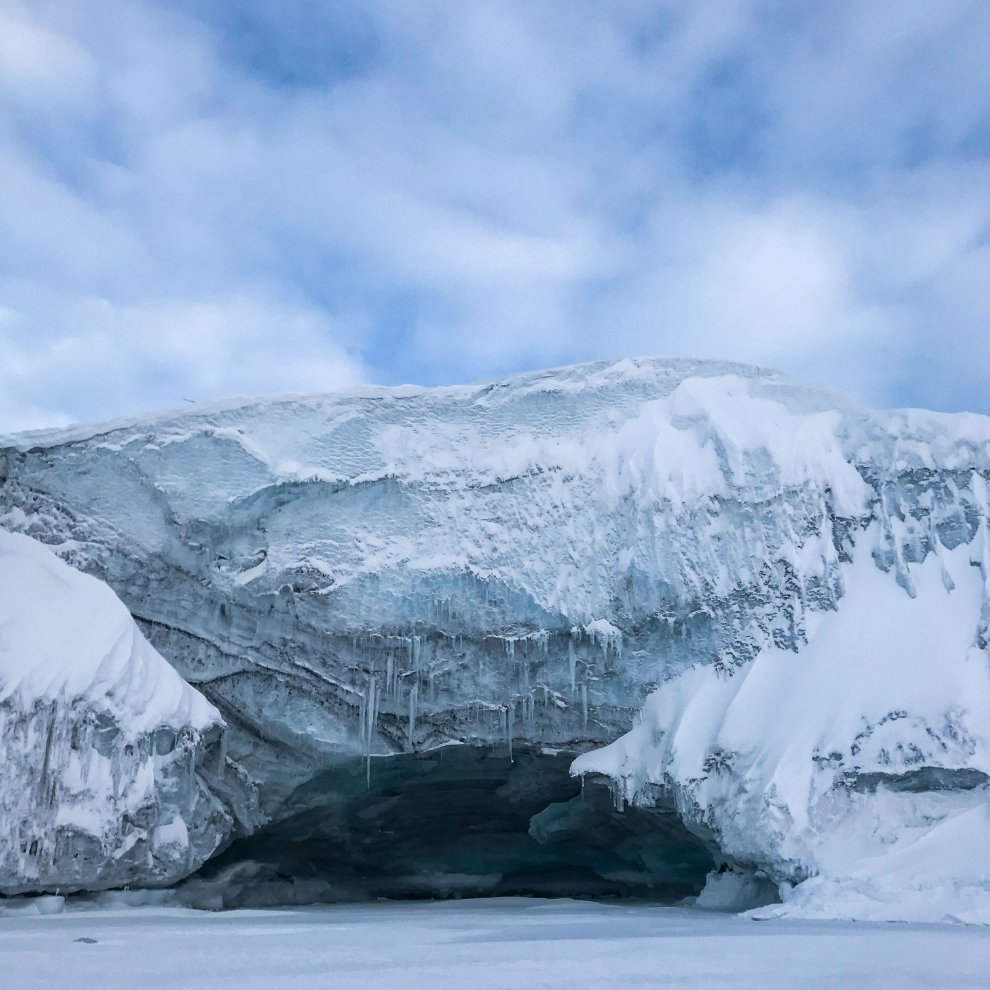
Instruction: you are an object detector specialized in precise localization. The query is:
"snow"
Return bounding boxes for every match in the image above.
[0,529,217,733]
[573,529,990,922]
[0,530,233,894]
[1,900,988,990]
[761,802,990,924]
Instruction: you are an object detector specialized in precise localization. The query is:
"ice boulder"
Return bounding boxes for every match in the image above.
[0,529,241,894]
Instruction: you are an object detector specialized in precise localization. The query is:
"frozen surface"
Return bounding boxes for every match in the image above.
[0,530,236,893]
[2,357,989,912]
[1,899,988,990]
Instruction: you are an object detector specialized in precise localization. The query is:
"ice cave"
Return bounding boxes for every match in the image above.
[1,357,989,922]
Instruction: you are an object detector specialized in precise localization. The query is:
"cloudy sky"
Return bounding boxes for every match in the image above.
[1,0,988,431]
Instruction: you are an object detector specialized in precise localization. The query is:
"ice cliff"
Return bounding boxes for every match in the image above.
[1,357,988,916]
[0,530,236,894]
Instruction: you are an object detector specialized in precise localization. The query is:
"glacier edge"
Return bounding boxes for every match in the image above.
[1,356,989,916]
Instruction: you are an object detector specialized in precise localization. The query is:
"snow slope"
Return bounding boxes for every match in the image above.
[573,528,990,922]
[0,530,237,894]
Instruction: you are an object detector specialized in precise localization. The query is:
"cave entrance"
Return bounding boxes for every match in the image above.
[184,748,714,908]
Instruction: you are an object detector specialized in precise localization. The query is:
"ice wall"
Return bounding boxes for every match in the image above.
[0,530,243,894]
[1,356,989,909]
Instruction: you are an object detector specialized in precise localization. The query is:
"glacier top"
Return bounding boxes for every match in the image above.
[4,357,988,503]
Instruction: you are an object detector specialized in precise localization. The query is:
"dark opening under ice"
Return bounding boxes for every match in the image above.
[181,748,714,908]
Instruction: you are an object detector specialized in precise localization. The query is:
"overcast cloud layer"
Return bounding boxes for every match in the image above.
[1,0,988,431]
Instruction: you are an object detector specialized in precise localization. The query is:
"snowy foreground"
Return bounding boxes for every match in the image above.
[2,898,988,990]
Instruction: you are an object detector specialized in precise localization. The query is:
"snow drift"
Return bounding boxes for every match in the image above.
[1,357,989,917]
[0,530,237,894]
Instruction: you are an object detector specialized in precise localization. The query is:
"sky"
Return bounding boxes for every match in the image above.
[1,0,988,432]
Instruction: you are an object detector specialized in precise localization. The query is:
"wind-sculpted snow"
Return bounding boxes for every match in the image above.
[1,357,989,913]
[0,531,240,894]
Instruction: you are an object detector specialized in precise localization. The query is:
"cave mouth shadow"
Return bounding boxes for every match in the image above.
[181,747,714,910]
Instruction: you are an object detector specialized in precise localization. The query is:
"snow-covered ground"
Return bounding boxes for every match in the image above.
[1,899,988,990]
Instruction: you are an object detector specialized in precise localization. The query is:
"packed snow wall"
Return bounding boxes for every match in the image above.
[1,357,989,909]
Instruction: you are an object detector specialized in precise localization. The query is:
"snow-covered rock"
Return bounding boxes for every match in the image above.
[0,529,238,894]
[1,357,989,915]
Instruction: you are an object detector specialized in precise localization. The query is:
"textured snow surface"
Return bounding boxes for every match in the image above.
[2,356,990,916]
[1,899,989,990]
[0,530,234,894]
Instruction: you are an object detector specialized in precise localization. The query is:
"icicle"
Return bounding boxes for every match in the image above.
[507,703,514,763]
[568,639,577,693]
[407,681,419,751]
[581,682,588,729]
[218,729,227,782]
[358,690,366,751]
[366,676,378,745]
[360,674,379,787]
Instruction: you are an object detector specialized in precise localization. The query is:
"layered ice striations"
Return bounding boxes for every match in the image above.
[1,357,989,913]
[0,531,240,894]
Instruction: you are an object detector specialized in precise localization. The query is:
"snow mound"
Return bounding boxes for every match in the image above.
[574,526,990,923]
[0,530,217,730]
[756,802,990,924]
[0,529,237,894]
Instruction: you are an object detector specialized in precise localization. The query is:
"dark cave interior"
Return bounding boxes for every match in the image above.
[180,747,715,909]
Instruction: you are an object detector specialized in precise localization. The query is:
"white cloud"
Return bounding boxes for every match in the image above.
[0,4,98,110]
[0,0,988,431]
[0,290,366,431]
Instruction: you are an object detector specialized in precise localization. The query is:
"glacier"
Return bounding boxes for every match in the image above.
[1,356,989,917]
